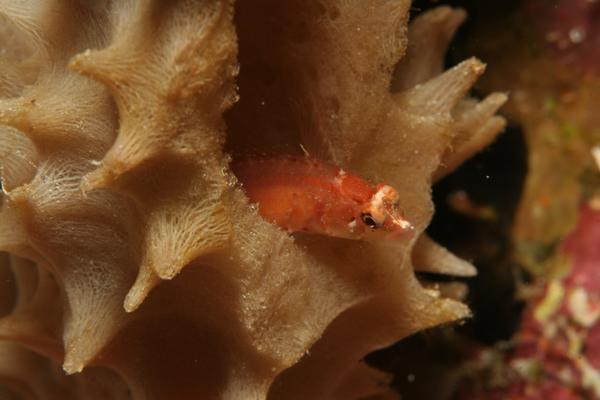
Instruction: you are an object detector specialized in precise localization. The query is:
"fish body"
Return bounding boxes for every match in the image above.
[233,156,413,240]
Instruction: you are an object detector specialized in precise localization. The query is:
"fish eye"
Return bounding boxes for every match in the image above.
[360,213,379,229]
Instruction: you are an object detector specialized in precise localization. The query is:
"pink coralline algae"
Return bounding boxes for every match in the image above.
[460,204,600,399]
[527,0,600,73]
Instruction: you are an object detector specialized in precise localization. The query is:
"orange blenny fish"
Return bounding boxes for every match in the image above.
[233,156,414,240]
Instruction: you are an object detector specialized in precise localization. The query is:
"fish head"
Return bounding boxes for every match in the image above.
[354,184,414,239]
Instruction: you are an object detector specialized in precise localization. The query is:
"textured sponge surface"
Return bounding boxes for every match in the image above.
[0,1,506,399]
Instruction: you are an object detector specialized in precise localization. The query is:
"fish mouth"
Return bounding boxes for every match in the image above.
[394,215,414,232]
[386,213,415,236]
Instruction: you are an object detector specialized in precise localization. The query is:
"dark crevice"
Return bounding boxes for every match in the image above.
[428,124,527,344]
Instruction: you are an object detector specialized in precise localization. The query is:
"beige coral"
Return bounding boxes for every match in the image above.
[0,1,506,399]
